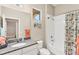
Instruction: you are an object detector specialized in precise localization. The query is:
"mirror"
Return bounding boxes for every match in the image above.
[33,8,41,28]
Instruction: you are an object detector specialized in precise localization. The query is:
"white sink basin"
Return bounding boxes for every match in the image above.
[11,43,26,47]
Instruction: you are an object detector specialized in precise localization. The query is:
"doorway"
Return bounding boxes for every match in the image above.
[5,18,19,42]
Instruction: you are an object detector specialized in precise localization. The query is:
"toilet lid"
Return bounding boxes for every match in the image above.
[40,48,50,55]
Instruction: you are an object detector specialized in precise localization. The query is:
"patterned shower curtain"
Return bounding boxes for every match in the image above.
[65,11,79,55]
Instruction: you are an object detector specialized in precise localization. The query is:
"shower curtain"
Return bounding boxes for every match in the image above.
[65,11,79,55]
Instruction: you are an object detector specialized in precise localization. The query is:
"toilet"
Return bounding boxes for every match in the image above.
[37,40,51,55]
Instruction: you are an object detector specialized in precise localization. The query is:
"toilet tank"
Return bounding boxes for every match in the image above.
[37,40,43,49]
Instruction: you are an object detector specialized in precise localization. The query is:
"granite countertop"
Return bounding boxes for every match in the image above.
[0,39,37,55]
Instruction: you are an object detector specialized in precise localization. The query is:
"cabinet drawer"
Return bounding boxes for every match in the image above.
[22,44,38,54]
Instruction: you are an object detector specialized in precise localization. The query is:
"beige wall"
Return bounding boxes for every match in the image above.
[29,4,46,47]
[47,4,55,16]
[55,4,79,16]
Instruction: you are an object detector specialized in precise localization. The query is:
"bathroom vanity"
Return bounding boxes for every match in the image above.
[0,40,38,55]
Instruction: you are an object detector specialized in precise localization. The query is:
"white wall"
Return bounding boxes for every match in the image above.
[45,5,55,48]
[53,14,65,55]
[45,15,55,54]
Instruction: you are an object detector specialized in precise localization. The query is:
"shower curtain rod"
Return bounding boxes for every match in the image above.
[66,9,79,14]
[55,9,79,16]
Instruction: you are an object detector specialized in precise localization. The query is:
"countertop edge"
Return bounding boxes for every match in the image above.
[0,42,37,55]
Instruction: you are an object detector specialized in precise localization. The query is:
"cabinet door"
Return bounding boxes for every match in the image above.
[4,50,22,55]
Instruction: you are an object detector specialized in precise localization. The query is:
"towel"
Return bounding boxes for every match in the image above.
[76,35,79,55]
[0,37,6,45]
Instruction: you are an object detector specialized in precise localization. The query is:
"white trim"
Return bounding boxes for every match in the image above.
[18,17,20,38]
[4,16,20,39]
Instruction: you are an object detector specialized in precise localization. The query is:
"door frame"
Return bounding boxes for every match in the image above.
[3,16,20,39]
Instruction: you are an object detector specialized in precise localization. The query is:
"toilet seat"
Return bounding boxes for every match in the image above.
[39,48,50,55]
